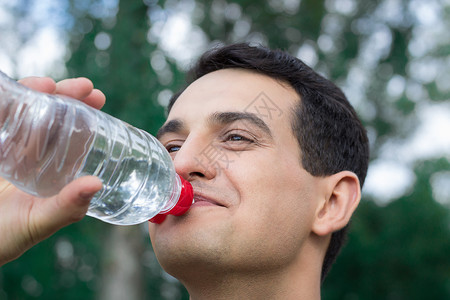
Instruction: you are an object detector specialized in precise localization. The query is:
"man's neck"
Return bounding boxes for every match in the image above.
[181,260,322,300]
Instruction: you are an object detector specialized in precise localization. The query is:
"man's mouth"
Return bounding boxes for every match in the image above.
[192,192,226,207]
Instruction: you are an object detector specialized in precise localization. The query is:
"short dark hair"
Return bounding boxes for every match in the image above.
[167,43,369,282]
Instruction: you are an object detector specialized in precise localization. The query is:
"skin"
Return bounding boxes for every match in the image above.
[150,69,361,300]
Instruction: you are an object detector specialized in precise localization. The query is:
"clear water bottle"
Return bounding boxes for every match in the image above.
[0,70,193,225]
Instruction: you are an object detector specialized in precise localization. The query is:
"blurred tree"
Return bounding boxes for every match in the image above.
[64,0,187,299]
[323,158,450,299]
[65,0,167,132]
[1,0,188,299]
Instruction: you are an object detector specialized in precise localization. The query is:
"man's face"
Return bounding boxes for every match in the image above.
[149,69,324,276]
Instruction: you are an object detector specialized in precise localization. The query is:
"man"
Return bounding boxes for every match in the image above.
[0,43,369,299]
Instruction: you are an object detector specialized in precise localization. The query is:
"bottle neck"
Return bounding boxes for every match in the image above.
[160,173,182,214]
[149,174,193,224]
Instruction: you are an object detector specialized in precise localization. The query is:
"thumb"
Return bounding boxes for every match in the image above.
[30,176,103,241]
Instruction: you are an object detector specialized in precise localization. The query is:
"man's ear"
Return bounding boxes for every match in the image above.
[312,171,361,236]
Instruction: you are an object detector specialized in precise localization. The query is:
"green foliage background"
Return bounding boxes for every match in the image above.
[1,0,449,299]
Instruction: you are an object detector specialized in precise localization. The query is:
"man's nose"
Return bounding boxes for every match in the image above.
[172,138,217,181]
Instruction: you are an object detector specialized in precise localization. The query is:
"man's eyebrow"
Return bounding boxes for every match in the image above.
[156,119,185,139]
[209,111,273,138]
[157,112,273,140]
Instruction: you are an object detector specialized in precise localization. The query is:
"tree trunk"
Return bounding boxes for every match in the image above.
[99,226,145,300]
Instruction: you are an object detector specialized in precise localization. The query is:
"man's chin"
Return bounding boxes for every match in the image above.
[151,230,232,280]
[149,213,233,267]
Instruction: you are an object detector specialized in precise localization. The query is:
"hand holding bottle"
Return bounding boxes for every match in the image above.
[0,76,105,266]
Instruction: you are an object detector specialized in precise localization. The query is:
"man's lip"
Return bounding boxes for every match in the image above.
[192,192,226,207]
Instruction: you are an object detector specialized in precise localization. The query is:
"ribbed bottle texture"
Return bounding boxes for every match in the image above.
[0,71,191,225]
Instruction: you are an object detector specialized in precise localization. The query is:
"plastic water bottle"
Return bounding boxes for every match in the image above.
[0,70,193,225]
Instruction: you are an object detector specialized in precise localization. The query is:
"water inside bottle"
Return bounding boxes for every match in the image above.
[0,84,178,225]
[80,122,177,225]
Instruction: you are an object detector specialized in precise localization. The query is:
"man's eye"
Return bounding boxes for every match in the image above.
[166,145,181,153]
[225,134,254,143]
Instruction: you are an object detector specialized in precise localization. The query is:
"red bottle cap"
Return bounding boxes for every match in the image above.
[149,176,193,224]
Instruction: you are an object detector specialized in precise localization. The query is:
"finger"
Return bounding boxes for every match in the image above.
[55,77,95,100]
[82,88,106,109]
[18,77,57,94]
[30,176,103,240]
[0,177,13,194]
